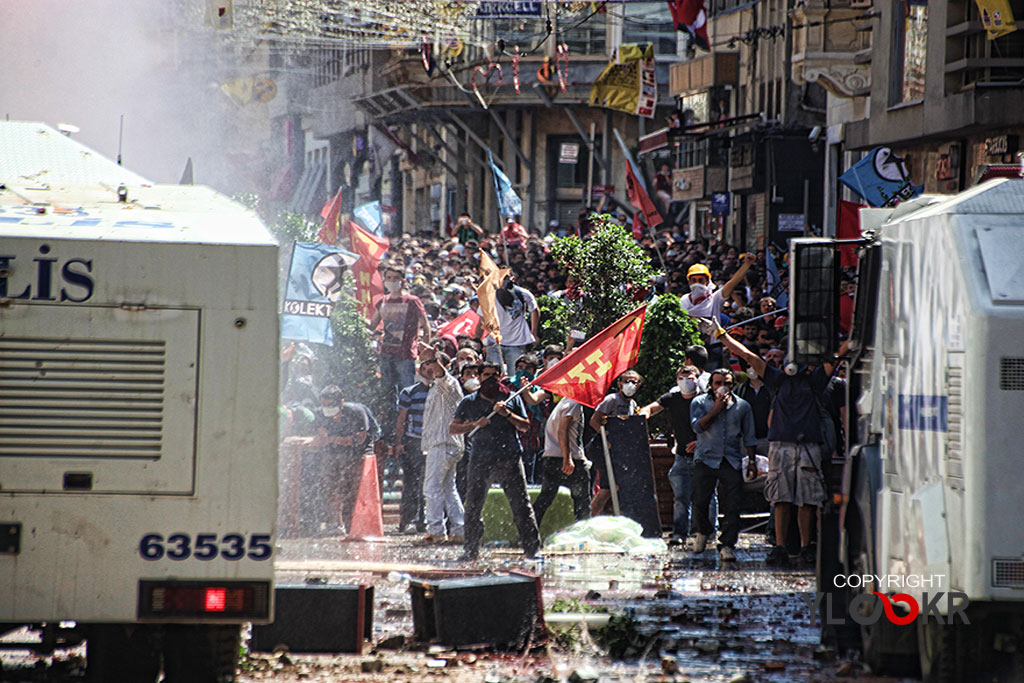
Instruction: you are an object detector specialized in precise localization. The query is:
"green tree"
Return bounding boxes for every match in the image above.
[549,217,657,335]
[327,273,385,420]
[535,294,574,349]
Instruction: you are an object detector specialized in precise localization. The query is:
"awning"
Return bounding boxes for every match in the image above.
[639,127,669,155]
[288,159,327,216]
[976,164,1023,184]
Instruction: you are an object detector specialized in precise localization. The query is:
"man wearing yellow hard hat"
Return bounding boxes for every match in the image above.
[681,255,754,322]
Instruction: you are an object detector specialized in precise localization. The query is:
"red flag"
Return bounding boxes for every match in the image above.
[667,0,709,51]
[346,220,389,320]
[347,220,389,261]
[837,199,866,267]
[437,309,483,339]
[624,161,663,231]
[317,189,343,244]
[532,306,647,409]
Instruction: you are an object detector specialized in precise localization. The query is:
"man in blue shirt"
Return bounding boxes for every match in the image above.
[689,368,758,562]
[449,362,541,562]
[395,376,430,533]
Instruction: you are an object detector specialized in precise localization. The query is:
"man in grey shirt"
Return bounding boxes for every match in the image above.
[532,397,591,525]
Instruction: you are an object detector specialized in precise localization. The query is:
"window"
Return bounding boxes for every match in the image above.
[945,0,1024,92]
[620,2,677,56]
[559,6,608,56]
[890,1,927,104]
[549,135,592,187]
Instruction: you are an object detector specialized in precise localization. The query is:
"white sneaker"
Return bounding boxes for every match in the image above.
[692,533,708,554]
[719,546,736,562]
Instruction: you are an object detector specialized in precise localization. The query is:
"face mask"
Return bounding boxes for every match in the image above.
[418,373,434,386]
[463,377,481,392]
[678,378,698,395]
[322,406,340,417]
[479,376,501,400]
[546,358,560,369]
[621,381,638,397]
[689,283,709,302]
[384,280,402,294]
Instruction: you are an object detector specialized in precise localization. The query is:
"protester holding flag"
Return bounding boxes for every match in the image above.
[449,362,541,562]
[589,370,644,516]
[494,273,540,374]
[502,215,528,249]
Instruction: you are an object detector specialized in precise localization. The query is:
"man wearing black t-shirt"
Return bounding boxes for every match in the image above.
[640,365,701,545]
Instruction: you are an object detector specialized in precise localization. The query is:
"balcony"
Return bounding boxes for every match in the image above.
[669,52,739,96]
[790,4,872,98]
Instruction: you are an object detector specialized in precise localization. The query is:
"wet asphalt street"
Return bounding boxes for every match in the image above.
[247,529,918,683]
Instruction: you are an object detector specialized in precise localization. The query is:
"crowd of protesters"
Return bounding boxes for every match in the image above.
[279,206,847,566]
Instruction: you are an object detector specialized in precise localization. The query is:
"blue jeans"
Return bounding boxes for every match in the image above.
[667,454,717,537]
[381,356,416,397]
[500,344,533,374]
[667,455,694,537]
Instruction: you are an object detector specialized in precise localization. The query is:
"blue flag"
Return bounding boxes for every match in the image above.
[353,200,383,235]
[838,147,921,207]
[281,242,358,346]
[487,150,522,218]
[766,247,788,309]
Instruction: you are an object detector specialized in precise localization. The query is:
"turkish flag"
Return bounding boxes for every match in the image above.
[532,306,647,408]
[317,189,343,245]
[346,220,389,320]
[437,309,483,339]
[625,161,663,231]
[667,0,709,51]
[837,199,866,267]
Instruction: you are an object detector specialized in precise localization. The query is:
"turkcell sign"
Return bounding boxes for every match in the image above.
[0,244,94,303]
[476,1,542,16]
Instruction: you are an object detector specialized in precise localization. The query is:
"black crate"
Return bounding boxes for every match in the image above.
[409,571,544,649]
[251,584,373,654]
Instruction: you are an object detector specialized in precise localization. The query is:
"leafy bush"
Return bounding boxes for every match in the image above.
[536,294,575,349]
[550,217,657,335]
[326,274,385,420]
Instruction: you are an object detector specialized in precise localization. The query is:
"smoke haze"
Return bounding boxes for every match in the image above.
[0,0,272,193]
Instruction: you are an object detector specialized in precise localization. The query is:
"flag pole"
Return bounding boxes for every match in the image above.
[599,424,621,516]
[724,306,788,331]
[466,380,536,440]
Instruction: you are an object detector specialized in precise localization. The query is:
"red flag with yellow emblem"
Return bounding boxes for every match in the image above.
[532,305,647,408]
[347,220,389,320]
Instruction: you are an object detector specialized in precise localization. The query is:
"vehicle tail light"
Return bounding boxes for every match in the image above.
[138,580,270,620]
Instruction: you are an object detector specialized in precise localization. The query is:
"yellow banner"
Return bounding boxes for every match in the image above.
[588,43,657,118]
[976,0,1018,39]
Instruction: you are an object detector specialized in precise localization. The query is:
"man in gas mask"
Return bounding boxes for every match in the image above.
[682,256,754,366]
[689,369,758,562]
[449,362,541,562]
[589,370,644,516]
[306,385,379,537]
[640,365,701,545]
[494,274,539,374]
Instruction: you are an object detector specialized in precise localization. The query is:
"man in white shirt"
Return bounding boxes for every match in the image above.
[418,348,466,544]
[682,255,754,367]
[494,275,539,373]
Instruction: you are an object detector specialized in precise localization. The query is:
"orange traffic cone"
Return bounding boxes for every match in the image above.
[347,452,384,539]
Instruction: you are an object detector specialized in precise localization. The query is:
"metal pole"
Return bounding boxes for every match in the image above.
[600,425,621,516]
[466,382,534,440]
[586,121,596,208]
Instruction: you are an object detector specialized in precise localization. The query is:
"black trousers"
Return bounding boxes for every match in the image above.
[692,460,743,549]
[532,457,592,525]
[398,435,425,530]
[299,449,361,536]
[463,456,541,558]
